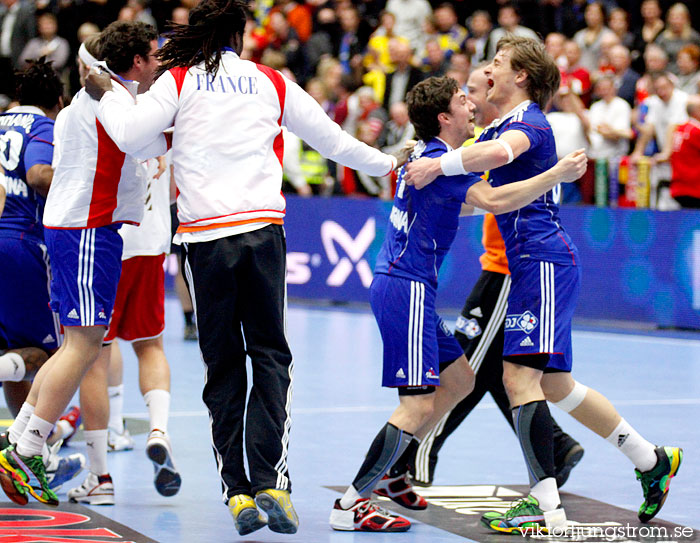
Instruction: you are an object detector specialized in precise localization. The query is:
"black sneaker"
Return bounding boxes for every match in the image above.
[636,446,682,522]
[555,442,584,487]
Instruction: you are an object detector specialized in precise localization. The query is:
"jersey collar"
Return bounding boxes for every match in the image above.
[485,100,533,131]
[6,105,46,117]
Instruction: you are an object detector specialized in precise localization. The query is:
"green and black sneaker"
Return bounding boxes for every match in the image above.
[636,446,682,522]
[481,495,549,534]
[0,445,58,506]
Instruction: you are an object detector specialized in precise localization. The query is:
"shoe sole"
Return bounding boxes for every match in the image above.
[68,495,115,506]
[555,444,584,487]
[0,471,29,505]
[146,441,182,497]
[48,461,85,490]
[234,507,267,536]
[639,447,683,522]
[481,519,546,535]
[255,493,299,534]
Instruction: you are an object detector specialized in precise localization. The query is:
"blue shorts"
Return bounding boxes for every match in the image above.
[45,225,123,328]
[503,260,580,372]
[0,234,61,351]
[370,273,464,388]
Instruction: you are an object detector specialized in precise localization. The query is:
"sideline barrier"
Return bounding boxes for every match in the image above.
[281,195,700,330]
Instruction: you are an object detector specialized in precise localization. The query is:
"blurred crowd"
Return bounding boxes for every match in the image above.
[3,0,700,207]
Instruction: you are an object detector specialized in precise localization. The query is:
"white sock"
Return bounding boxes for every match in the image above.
[108,385,124,433]
[0,353,26,381]
[55,419,75,440]
[16,415,53,457]
[605,418,657,471]
[83,429,109,475]
[339,485,363,509]
[8,402,35,444]
[531,477,560,511]
[143,389,170,433]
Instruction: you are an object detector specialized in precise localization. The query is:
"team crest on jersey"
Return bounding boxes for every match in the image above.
[455,316,481,339]
[505,310,538,334]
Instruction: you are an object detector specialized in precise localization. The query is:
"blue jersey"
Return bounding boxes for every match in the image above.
[374,138,480,287]
[479,101,579,266]
[0,106,55,240]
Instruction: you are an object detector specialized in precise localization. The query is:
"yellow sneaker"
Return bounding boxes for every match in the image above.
[255,489,299,534]
[228,494,266,536]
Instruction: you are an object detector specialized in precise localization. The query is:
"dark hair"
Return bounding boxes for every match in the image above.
[99,21,157,75]
[14,57,63,110]
[406,76,459,141]
[157,0,248,75]
[496,35,560,109]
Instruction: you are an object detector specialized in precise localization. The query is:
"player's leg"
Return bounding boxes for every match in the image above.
[106,341,133,451]
[183,237,266,536]
[542,371,682,522]
[68,344,114,506]
[237,225,298,534]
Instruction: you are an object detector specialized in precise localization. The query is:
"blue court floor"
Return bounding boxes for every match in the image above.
[4,297,698,542]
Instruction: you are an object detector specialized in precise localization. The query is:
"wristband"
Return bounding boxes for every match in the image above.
[496,138,514,164]
[440,149,467,176]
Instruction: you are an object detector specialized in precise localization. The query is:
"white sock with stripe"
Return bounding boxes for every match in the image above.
[8,402,34,444]
[108,385,125,433]
[84,429,109,475]
[605,418,657,472]
[16,415,53,457]
[144,389,170,433]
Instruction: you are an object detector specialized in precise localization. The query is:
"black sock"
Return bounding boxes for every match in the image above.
[388,437,419,478]
[352,423,413,497]
[184,310,194,325]
[512,400,555,486]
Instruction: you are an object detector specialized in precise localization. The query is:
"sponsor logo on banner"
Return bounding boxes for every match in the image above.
[505,310,538,334]
[287,218,376,288]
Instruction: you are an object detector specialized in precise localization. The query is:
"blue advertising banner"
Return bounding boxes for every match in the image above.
[283,195,700,330]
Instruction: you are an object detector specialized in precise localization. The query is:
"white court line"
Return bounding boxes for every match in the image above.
[125,397,700,419]
[574,330,700,346]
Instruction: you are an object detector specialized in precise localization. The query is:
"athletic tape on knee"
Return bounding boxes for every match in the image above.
[552,381,588,413]
[353,423,413,496]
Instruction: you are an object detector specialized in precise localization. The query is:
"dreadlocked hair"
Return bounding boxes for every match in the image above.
[14,57,63,111]
[157,0,249,76]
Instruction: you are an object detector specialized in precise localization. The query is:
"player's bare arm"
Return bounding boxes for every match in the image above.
[404,130,531,189]
[26,164,54,198]
[464,149,587,215]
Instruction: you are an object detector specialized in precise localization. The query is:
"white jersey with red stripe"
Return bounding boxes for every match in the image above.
[44,78,167,229]
[119,154,172,259]
[93,49,396,243]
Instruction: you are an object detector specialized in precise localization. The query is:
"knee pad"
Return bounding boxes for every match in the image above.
[552,381,588,413]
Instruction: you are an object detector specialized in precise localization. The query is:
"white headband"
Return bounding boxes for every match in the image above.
[78,42,99,67]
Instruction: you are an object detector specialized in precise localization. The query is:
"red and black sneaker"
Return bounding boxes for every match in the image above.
[329,498,411,532]
[373,473,428,510]
[57,406,82,445]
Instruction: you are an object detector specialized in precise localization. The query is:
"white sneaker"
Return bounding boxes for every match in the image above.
[107,425,134,452]
[146,430,181,497]
[67,472,115,505]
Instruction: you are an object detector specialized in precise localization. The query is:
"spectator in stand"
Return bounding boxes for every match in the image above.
[465,10,491,66]
[18,13,69,73]
[422,38,449,78]
[382,101,414,157]
[609,44,640,107]
[546,85,590,203]
[563,40,592,107]
[382,39,423,110]
[666,95,700,208]
[385,0,431,52]
[635,0,665,74]
[656,3,700,76]
[447,52,469,91]
[127,0,158,30]
[545,32,567,69]
[0,0,36,98]
[636,43,670,107]
[588,74,633,164]
[486,3,538,60]
[267,10,307,84]
[676,44,700,94]
[275,0,312,44]
[364,11,409,73]
[306,77,335,117]
[433,3,467,58]
[632,72,689,207]
[573,2,617,74]
[171,6,190,25]
[337,6,369,79]
[609,7,640,54]
[597,32,621,75]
